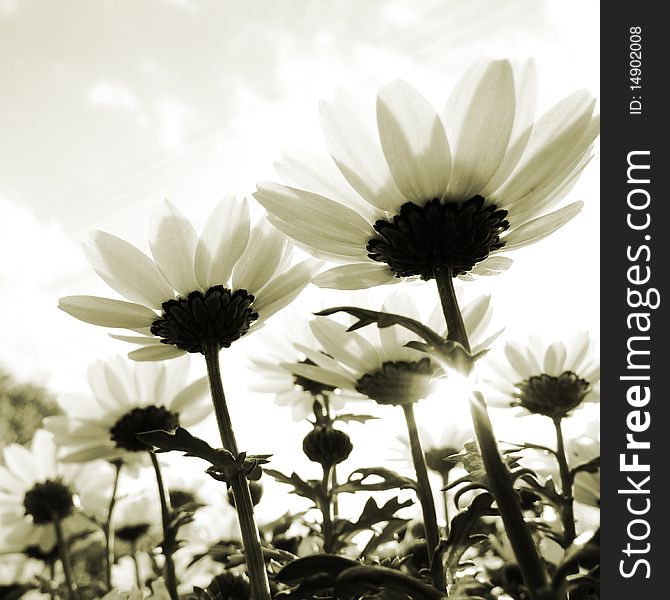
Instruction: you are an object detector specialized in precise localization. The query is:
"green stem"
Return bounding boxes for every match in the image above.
[553,418,576,546]
[53,515,78,600]
[320,466,335,552]
[48,561,56,600]
[131,540,142,591]
[103,461,122,591]
[203,342,271,600]
[149,451,179,600]
[402,403,445,591]
[434,268,554,600]
[441,472,450,538]
[331,464,340,519]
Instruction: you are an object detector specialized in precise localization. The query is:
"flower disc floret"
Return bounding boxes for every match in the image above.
[23,479,75,525]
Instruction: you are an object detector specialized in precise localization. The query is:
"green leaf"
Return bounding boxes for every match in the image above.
[337,467,417,494]
[264,469,322,504]
[570,455,600,480]
[335,497,413,541]
[443,493,496,584]
[447,440,520,484]
[334,565,447,600]
[277,554,359,583]
[360,519,409,558]
[334,413,379,424]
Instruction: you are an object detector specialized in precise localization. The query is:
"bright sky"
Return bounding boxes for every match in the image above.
[0,0,599,515]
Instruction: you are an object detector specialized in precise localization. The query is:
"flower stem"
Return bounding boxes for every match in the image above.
[148,451,179,600]
[331,465,340,519]
[402,403,445,591]
[320,466,335,552]
[103,461,122,591]
[131,540,142,591]
[52,515,78,600]
[434,268,553,600]
[553,418,576,546]
[203,341,271,600]
[441,472,450,538]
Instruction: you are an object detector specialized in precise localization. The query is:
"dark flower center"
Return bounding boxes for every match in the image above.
[367,196,509,279]
[23,479,75,525]
[151,285,258,353]
[514,371,591,419]
[110,405,180,452]
[169,489,197,510]
[425,445,461,475]
[24,544,59,563]
[115,523,151,543]
[355,358,437,406]
[293,359,336,397]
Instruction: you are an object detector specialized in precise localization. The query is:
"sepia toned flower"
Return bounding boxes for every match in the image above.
[59,196,321,361]
[255,59,598,289]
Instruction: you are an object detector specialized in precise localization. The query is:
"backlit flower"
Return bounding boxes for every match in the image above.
[290,291,499,407]
[43,355,210,464]
[488,332,599,419]
[247,308,350,421]
[254,59,598,289]
[58,196,321,361]
[0,430,112,556]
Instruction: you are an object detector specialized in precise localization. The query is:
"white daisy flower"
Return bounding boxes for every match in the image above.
[0,430,113,556]
[58,196,322,361]
[43,355,211,464]
[247,307,352,421]
[290,290,499,407]
[254,59,598,290]
[487,331,599,419]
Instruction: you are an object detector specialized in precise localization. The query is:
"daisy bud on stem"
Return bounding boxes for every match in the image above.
[203,341,272,600]
[434,267,554,600]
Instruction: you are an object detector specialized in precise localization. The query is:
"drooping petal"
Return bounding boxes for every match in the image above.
[377,80,451,203]
[443,60,516,198]
[127,344,186,362]
[254,184,373,258]
[109,333,163,345]
[503,201,584,251]
[252,258,323,321]
[463,256,514,278]
[194,195,250,290]
[83,232,175,309]
[232,219,288,294]
[149,200,200,296]
[312,262,396,290]
[320,88,406,212]
[58,296,158,329]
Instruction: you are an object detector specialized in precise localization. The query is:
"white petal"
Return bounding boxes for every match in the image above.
[252,258,323,321]
[0,466,26,494]
[443,60,516,198]
[86,361,127,413]
[484,59,537,193]
[565,331,592,372]
[320,88,406,212]
[494,91,596,209]
[463,257,514,278]
[170,377,210,413]
[60,444,120,463]
[544,342,568,375]
[83,231,174,309]
[3,444,39,484]
[461,295,493,342]
[377,80,451,202]
[195,195,250,290]
[312,262,396,290]
[127,344,186,362]
[504,344,537,379]
[149,200,200,296]
[503,201,584,251]
[293,342,354,377]
[275,150,379,222]
[59,296,157,329]
[310,318,380,374]
[109,333,163,345]
[254,184,373,255]
[284,363,355,390]
[379,292,421,362]
[232,219,288,294]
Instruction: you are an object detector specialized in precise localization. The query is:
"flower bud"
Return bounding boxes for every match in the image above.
[302,425,353,468]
